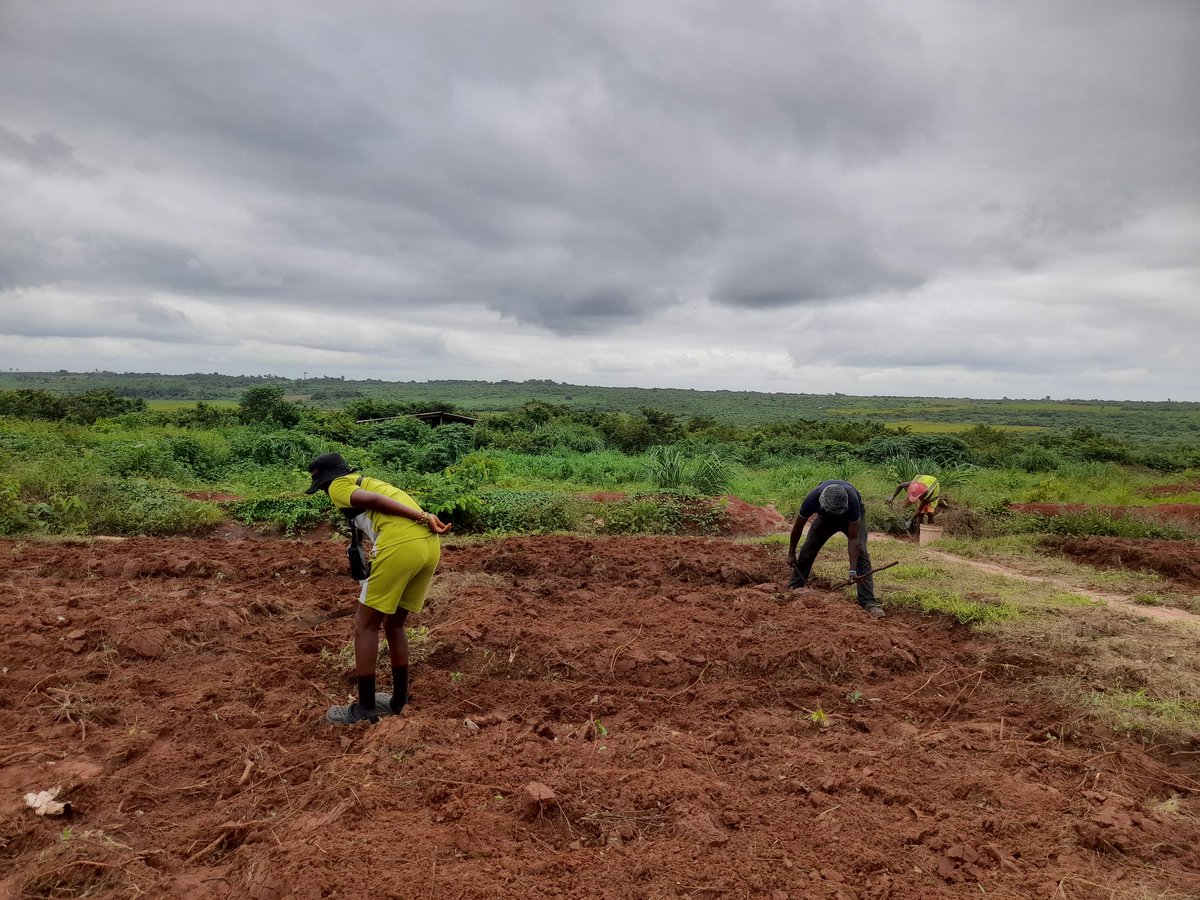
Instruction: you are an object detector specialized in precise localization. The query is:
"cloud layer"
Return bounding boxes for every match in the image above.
[1,1,1197,399]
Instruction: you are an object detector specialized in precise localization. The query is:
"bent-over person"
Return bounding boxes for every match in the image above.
[305,452,451,724]
[786,480,885,618]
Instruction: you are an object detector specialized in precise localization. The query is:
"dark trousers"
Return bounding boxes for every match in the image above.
[789,515,876,606]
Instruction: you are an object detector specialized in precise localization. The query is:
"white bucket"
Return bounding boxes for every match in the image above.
[918,525,945,546]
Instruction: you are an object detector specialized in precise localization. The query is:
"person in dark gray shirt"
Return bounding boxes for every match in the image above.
[786,480,885,618]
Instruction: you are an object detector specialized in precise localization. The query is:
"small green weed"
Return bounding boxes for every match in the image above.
[320,642,356,673]
[407,626,434,663]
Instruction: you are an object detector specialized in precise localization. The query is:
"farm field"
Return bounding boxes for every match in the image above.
[2,531,1198,899]
[4,371,1200,435]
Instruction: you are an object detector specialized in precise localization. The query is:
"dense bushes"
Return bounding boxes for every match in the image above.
[229,430,323,468]
[471,489,583,533]
[3,383,1200,539]
[859,434,972,466]
[80,480,225,536]
[0,389,146,424]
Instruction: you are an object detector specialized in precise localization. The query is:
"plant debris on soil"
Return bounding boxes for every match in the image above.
[1,535,1198,899]
[1044,536,1200,590]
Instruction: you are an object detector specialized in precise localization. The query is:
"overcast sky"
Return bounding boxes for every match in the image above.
[1,2,1197,400]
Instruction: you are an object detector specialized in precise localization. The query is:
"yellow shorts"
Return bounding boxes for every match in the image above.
[359,535,441,615]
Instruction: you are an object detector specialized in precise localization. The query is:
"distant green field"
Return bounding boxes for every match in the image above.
[3,371,1200,442]
[885,421,1044,434]
[146,399,239,411]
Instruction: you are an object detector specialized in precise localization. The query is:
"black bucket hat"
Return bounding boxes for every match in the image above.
[305,452,354,494]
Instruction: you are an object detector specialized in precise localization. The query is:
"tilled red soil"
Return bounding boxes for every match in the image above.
[2,535,1198,899]
[1011,502,1200,529]
[1044,536,1200,590]
[1147,482,1200,497]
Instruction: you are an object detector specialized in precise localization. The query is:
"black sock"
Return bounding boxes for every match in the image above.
[391,666,409,712]
[357,674,376,712]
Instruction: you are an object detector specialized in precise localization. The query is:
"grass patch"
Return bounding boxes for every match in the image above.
[935,534,1171,597]
[888,562,952,582]
[1082,688,1200,738]
[933,534,1044,559]
[888,588,1022,625]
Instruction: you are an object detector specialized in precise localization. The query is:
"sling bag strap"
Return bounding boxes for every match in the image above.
[343,475,366,545]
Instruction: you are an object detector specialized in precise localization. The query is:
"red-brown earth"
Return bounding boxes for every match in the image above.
[1,535,1198,899]
[1146,483,1200,497]
[1044,536,1200,590]
[578,494,791,537]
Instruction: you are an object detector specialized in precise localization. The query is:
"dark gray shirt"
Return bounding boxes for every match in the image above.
[798,480,863,530]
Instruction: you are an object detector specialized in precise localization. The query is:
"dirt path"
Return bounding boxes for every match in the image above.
[1,535,1198,898]
[873,534,1200,625]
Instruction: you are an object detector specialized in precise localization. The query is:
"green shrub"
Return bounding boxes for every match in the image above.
[83,480,225,535]
[412,425,473,472]
[644,446,687,490]
[299,410,358,444]
[368,439,418,469]
[230,494,335,534]
[0,479,35,535]
[1012,447,1064,473]
[362,416,428,443]
[105,440,180,478]
[473,489,584,533]
[167,432,231,477]
[862,498,909,535]
[690,451,734,496]
[231,430,323,467]
[600,490,724,536]
[860,434,972,466]
[238,386,300,427]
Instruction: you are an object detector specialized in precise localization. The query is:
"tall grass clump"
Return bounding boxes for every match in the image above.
[882,455,976,489]
[642,446,735,496]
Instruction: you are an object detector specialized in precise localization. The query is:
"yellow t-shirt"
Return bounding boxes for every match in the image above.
[327,474,429,547]
[915,475,940,502]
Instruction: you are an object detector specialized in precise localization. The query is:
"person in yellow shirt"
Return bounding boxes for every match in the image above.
[888,474,942,531]
[305,453,451,725]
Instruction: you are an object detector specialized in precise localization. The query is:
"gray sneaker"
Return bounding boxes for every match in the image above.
[325,702,379,725]
[373,692,405,716]
[861,602,886,618]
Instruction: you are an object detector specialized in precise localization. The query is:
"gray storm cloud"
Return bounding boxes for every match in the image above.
[0,0,1196,398]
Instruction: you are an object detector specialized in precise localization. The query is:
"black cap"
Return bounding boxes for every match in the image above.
[305,452,354,494]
